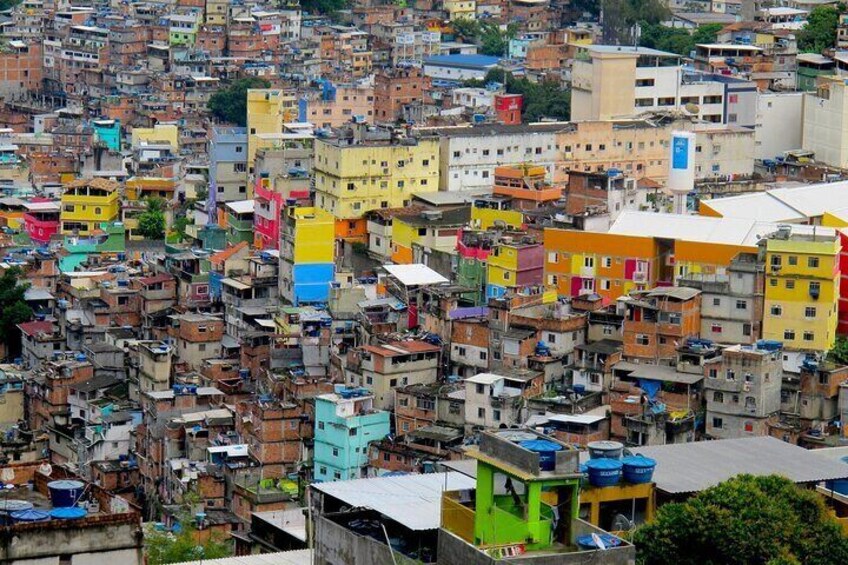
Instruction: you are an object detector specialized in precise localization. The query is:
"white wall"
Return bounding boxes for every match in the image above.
[755,92,803,160]
[802,85,848,168]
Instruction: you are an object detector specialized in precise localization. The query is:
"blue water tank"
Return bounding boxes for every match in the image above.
[621,455,657,484]
[47,479,85,507]
[10,509,50,522]
[519,439,563,471]
[573,384,586,395]
[50,506,88,520]
[576,533,622,550]
[0,500,33,513]
[585,458,622,487]
[75,353,86,362]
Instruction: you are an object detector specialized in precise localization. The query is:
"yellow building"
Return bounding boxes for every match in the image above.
[390,208,469,264]
[313,130,440,223]
[246,89,298,167]
[470,195,525,230]
[60,178,121,235]
[761,226,841,352]
[125,177,176,201]
[445,0,476,20]
[281,207,336,305]
[131,124,179,151]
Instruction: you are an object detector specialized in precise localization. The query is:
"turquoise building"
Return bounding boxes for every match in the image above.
[92,119,121,151]
[313,387,390,483]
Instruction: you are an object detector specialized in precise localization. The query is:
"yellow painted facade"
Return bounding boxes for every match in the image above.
[287,207,335,264]
[246,89,298,166]
[762,234,841,351]
[131,124,179,150]
[470,204,524,231]
[313,137,440,219]
[445,0,476,20]
[60,179,121,235]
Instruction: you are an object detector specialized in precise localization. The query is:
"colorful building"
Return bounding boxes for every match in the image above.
[168,12,201,47]
[390,208,469,265]
[313,127,440,238]
[60,222,126,272]
[131,124,179,151]
[246,89,298,167]
[470,195,525,231]
[225,200,255,247]
[313,388,390,482]
[760,225,841,352]
[487,235,545,299]
[23,200,60,244]
[822,211,848,335]
[0,197,25,230]
[125,177,176,202]
[59,178,121,235]
[92,119,121,151]
[210,127,249,203]
[492,163,562,210]
[280,206,335,305]
[457,229,498,305]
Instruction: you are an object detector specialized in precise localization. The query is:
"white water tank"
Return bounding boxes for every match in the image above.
[668,131,696,214]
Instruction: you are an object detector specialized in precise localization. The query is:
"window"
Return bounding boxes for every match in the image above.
[477,407,485,419]
[334,472,341,480]
[788,256,797,266]
[601,279,611,291]
[713,417,723,429]
[808,257,820,268]
[770,278,778,287]
[319,466,327,474]
[332,448,339,457]
[735,300,747,310]
[493,409,501,421]
[810,281,821,295]
[708,368,718,379]
[805,307,816,318]
[803,331,815,342]
[318,421,325,430]
[584,256,595,268]
[480,351,487,361]
[603,257,612,268]
[711,323,723,334]
[635,78,655,87]
[713,391,724,403]
[349,428,357,436]
[198,343,206,352]
[743,323,752,337]
[726,369,735,381]
[784,329,795,341]
[770,255,782,268]
[770,305,782,316]
[475,383,484,394]
[234,163,246,173]
[713,298,721,306]
[636,334,649,346]
[548,252,558,263]
[785,280,795,290]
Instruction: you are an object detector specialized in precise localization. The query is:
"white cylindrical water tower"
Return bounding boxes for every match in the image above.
[668,131,696,215]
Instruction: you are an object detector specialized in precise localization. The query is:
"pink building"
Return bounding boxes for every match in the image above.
[23,200,60,244]
[254,174,311,250]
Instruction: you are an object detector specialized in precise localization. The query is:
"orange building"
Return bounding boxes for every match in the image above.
[493,163,562,210]
[622,287,702,363]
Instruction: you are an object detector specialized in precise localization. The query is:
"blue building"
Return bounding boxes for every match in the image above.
[209,127,248,204]
[92,119,121,151]
[313,387,390,482]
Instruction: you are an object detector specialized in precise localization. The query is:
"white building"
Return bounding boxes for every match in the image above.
[423,54,501,84]
[755,91,804,161]
[464,373,525,429]
[692,124,756,179]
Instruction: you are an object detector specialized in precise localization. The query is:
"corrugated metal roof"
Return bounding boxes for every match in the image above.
[634,436,848,494]
[312,472,475,531]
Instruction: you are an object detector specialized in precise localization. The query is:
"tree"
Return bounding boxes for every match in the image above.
[639,23,724,57]
[137,198,166,240]
[479,69,571,122]
[208,77,271,126]
[300,0,346,14]
[829,336,848,365]
[0,267,32,361]
[450,17,480,43]
[602,0,669,44]
[145,522,231,565]
[634,474,848,565]
[798,6,839,53]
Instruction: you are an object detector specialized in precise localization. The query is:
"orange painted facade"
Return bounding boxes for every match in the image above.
[334,218,368,241]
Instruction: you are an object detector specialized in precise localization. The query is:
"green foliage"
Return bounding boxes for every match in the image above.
[0,0,22,11]
[639,23,724,57]
[449,19,518,56]
[829,336,848,365]
[138,198,166,240]
[451,17,480,42]
[479,69,570,122]
[300,0,345,15]
[798,6,840,53]
[208,77,272,126]
[634,474,848,565]
[603,0,669,43]
[0,267,32,361]
[145,525,232,565]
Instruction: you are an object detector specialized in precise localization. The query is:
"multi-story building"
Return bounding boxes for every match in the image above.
[571,45,756,127]
[760,225,841,355]
[704,343,783,439]
[246,88,298,167]
[209,127,249,203]
[279,206,335,305]
[680,252,765,345]
[345,340,441,411]
[801,76,848,169]
[313,125,440,235]
[313,388,390,482]
[59,178,121,235]
[374,66,431,123]
[171,314,224,370]
[622,287,702,364]
[486,235,544,299]
[225,199,255,246]
[303,83,375,129]
[390,208,470,265]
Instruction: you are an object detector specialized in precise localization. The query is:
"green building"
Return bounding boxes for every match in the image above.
[796,54,835,92]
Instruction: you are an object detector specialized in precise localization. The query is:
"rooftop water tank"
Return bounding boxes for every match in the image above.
[495,430,537,443]
[585,458,622,487]
[50,506,87,520]
[621,455,657,484]
[0,500,33,513]
[587,440,624,460]
[75,353,87,362]
[519,439,563,472]
[576,533,623,550]
[48,479,85,507]
[10,508,50,522]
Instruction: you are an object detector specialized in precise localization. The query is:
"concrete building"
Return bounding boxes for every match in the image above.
[463,372,529,429]
[346,340,441,411]
[680,252,765,345]
[704,343,783,439]
[571,45,757,127]
[622,287,702,364]
[209,127,249,203]
[802,76,848,168]
[755,92,804,161]
[279,206,336,305]
[313,388,390,482]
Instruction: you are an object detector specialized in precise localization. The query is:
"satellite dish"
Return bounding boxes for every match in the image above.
[684,103,700,115]
[38,463,52,476]
[612,513,635,532]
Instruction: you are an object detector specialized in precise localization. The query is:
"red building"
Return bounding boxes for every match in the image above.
[494,93,522,125]
[23,199,60,244]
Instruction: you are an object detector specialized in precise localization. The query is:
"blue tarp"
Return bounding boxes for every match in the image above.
[638,379,661,399]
